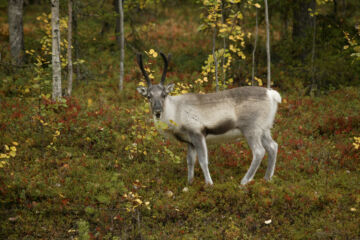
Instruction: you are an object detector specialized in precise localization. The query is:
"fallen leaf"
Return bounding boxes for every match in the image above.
[182,187,189,192]
[165,190,173,198]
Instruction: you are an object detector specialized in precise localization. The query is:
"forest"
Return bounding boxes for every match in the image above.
[0,0,360,239]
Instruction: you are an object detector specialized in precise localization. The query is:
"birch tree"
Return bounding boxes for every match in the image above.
[118,0,124,91]
[8,0,25,66]
[264,0,271,89]
[251,6,259,86]
[198,0,245,91]
[67,0,74,96]
[51,0,62,100]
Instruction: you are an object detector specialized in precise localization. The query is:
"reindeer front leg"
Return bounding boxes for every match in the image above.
[187,144,197,184]
[190,133,213,185]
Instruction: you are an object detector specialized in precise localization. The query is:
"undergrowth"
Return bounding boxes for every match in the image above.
[0,84,359,239]
[1,3,360,239]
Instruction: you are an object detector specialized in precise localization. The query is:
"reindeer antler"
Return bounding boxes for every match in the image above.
[160,52,171,85]
[136,53,151,86]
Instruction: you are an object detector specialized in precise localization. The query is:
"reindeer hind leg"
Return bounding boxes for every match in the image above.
[261,129,278,181]
[241,129,265,185]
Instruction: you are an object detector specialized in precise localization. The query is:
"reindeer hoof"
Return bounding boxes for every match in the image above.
[241,178,250,185]
[187,178,194,185]
[205,180,214,186]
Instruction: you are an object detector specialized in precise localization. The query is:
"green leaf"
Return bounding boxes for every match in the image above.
[197,24,207,32]
[85,206,95,215]
[96,195,110,204]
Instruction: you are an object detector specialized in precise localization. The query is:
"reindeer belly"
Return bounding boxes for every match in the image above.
[206,129,242,143]
[202,117,242,143]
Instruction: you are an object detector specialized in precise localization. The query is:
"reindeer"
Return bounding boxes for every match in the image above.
[136,52,281,185]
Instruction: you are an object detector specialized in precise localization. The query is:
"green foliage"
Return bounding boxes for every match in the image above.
[198,0,248,89]
[77,219,90,240]
[344,26,360,60]
[1,2,360,239]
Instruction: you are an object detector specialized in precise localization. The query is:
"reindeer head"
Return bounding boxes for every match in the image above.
[136,52,174,120]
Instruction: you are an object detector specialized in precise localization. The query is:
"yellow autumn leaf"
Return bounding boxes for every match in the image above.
[134,198,143,205]
[169,120,178,126]
[87,98,93,107]
[5,145,9,151]
[10,146,16,152]
[9,151,16,157]
[254,3,261,8]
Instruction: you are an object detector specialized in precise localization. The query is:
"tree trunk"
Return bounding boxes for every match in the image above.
[251,9,258,86]
[333,0,338,17]
[100,0,110,39]
[67,0,73,96]
[119,0,124,91]
[292,0,314,41]
[51,0,62,101]
[264,0,271,89]
[280,5,289,40]
[72,0,81,80]
[114,0,121,47]
[221,0,226,88]
[212,28,219,92]
[292,0,315,63]
[310,2,317,95]
[8,0,25,66]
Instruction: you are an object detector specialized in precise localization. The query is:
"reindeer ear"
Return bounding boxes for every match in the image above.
[136,86,148,97]
[164,83,175,94]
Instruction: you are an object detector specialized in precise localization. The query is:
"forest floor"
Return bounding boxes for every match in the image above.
[1,3,360,240]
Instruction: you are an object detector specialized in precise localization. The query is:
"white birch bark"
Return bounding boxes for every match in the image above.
[51,0,62,101]
[8,0,24,66]
[251,9,258,86]
[67,0,73,96]
[264,0,271,89]
[119,0,124,91]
